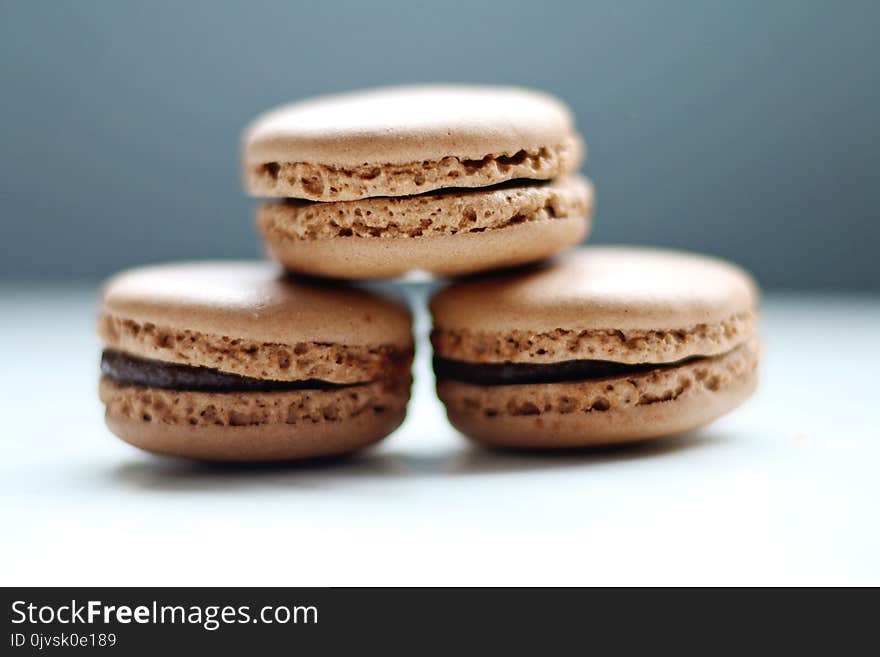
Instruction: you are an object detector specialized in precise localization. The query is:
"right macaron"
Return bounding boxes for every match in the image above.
[430,247,760,448]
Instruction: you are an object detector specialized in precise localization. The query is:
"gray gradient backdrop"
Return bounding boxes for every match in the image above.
[1,0,877,289]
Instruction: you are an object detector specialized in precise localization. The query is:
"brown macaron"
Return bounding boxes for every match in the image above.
[242,85,591,279]
[98,262,413,461]
[430,247,760,448]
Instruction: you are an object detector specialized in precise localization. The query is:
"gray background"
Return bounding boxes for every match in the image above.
[1,0,877,289]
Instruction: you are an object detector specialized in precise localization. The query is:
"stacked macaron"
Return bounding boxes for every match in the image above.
[98,84,760,461]
[243,86,593,279]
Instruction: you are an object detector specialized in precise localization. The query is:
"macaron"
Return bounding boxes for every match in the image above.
[98,262,413,461]
[430,247,760,448]
[243,85,591,279]
[243,85,584,201]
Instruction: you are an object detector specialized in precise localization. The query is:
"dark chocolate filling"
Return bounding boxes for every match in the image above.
[433,355,703,386]
[101,350,360,392]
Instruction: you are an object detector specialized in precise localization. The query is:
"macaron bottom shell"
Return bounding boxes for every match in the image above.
[263,215,590,280]
[100,377,409,461]
[435,338,759,449]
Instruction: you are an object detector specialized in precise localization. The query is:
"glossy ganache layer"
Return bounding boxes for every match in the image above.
[432,354,707,386]
[101,350,361,392]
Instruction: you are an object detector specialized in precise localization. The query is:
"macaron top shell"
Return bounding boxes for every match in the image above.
[243,85,579,167]
[431,247,759,333]
[102,261,413,348]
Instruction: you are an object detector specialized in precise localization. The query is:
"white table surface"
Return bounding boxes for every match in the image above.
[1,285,878,586]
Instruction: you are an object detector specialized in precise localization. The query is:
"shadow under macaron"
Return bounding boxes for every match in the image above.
[100,428,731,493]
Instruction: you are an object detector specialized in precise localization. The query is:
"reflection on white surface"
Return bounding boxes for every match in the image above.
[1,285,878,585]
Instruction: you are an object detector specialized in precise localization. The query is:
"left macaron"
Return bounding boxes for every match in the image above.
[98,262,414,461]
